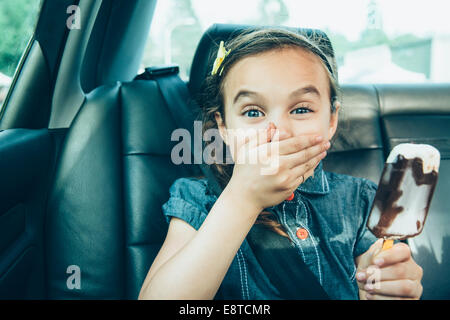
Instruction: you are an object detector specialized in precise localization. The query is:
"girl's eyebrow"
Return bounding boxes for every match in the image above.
[232,85,321,105]
[289,85,321,99]
[232,90,260,105]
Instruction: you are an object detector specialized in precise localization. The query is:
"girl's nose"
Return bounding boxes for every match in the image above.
[269,113,294,139]
[276,128,292,140]
[268,123,292,141]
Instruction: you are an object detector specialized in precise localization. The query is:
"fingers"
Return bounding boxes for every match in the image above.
[371,242,411,267]
[372,261,423,282]
[302,165,317,183]
[365,292,417,300]
[363,279,423,299]
[356,242,423,300]
[357,258,423,289]
[292,164,315,187]
[360,289,415,300]
[278,139,329,187]
[364,238,384,264]
[283,140,330,169]
[276,134,324,156]
[290,149,327,183]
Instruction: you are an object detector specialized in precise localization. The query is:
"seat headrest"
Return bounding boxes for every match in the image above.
[188,23,336,98]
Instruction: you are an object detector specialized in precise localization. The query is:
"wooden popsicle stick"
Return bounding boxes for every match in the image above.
[381,239,394,251]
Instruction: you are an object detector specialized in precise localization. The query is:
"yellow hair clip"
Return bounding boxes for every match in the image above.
[211,41,230,76]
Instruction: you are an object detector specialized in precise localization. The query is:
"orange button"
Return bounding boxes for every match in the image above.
[296,228,308,240]
[286,193,295,201]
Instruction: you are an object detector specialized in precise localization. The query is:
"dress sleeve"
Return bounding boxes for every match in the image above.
[162,177,217,230]
[353,179,379,258]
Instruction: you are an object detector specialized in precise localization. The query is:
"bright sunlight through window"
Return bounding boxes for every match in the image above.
[141,0,450,84]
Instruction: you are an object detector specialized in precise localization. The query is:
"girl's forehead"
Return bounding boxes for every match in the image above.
[223,47,330,101]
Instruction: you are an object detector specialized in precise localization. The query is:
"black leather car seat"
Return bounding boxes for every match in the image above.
[45,81,198,298]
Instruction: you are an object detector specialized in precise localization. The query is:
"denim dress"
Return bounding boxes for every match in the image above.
[161,161,378,300]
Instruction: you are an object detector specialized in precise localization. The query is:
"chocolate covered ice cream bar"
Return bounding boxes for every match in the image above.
[367,143,440,241]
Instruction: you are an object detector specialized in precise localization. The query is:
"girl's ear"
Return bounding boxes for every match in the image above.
[328,101,340,140]
[214,111,228,144]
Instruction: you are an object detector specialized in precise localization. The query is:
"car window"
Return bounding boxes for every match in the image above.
[0,0,43,109]
[141,0,450,84]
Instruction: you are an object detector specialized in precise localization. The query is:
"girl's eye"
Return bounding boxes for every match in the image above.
[291,107,312,114]
[243,109,264,118]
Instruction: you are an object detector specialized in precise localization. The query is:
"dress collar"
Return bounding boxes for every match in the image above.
[296,160,330,195]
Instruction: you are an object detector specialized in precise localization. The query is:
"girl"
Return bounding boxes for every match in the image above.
[138,29,423,300]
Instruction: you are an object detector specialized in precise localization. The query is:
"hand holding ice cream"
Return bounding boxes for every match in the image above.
[355,143,439,300]
[355,239,423,300]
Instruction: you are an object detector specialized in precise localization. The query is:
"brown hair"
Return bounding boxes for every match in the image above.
[196,28,341,238]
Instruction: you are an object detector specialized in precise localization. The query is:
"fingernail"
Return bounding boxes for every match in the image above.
[356,272,366,281]
[315,136,323,142]
[374,258,384,267]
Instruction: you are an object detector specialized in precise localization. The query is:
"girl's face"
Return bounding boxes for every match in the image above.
[215,47,340,159]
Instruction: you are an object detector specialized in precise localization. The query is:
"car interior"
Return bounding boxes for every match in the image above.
[0,0,449,300]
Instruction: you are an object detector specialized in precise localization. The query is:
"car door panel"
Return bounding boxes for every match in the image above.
[0,129,53,298]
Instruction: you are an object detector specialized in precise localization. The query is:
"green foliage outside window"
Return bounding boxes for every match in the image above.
[0,0,42,77]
